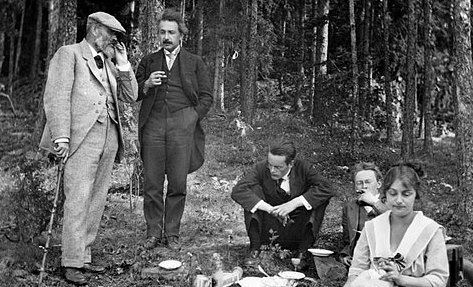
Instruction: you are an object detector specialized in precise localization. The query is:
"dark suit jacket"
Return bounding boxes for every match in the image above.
[340,199,388,257]
[135,47,212,173]
[231,159,333,215]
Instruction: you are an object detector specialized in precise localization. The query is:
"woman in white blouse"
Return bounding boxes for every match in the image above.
[344,163,449,287]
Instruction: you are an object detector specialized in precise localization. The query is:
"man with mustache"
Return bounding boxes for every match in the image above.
[340,162,388,267]
[231,138,333,268]
[40,12,138,285]
[136,9,212,250]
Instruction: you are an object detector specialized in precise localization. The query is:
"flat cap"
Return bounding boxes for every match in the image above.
[88,12,126,34]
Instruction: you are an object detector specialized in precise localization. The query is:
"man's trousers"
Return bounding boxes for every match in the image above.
[141,105,198,239]
[61,119,118,268]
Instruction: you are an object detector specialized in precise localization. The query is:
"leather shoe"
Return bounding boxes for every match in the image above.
[167,236,181,251]
[62,267,87,285]
[83,263,106,274]
[244,250,261,267]
[144,236,163,249]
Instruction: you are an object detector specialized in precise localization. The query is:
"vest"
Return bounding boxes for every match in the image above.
[152,52,192,113]
[97,63,118,124]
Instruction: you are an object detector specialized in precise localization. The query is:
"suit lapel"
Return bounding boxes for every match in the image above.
[178,48,193,97]
[80,40,103,85]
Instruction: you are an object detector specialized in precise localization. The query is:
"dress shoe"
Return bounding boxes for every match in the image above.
[167,236,181,251]
[83,263,106,274]
[62,267,87,285]
[144,236,163,249]
[244,250,261,267]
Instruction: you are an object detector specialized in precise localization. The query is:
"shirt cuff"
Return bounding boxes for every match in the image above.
[299,195,312,210]
[54,138,69,143]
[251,200,264,213]
[116,62,131,71]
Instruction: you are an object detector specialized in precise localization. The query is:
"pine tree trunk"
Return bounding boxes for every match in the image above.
[293,0,305,112]
[360,0,371,120]
[383,0,394,146]
[453,0,473,220]
[196,0,204,56]
[312,0,329,122]
[247,0,258,122]
[278,0,288,98]
[0,32,4,73]
[14,0,26,78]
[349,0,360,149]
[309,0,317,121]
[402,0,417,159]
[33,0,78,146]
[240,0,257,124]
[213,0,225,112]
[31,0,44,78]
[422,0,433,156]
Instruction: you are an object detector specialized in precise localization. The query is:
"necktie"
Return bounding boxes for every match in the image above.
[167,54,175,70]
[94,55,104,69]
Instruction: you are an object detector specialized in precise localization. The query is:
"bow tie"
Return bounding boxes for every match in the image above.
[94,55,104,69]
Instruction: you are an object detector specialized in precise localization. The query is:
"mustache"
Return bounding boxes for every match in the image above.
[162,40,173,44]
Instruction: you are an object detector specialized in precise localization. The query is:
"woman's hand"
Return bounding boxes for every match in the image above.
[378,261,407,286]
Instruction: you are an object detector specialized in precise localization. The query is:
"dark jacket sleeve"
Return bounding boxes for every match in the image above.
[193,56,213,118]
[135,54,152,101]
[340,203,351,256]
[231,162,266,211]
[298,161,333,208]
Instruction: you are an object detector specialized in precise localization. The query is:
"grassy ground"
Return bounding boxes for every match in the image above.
[1,101,472,286]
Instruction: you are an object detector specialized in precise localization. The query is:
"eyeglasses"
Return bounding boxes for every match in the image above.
[267,163,286,171]
[355,179,373,186]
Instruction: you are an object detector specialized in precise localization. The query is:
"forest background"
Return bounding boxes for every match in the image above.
[1,0,473,286]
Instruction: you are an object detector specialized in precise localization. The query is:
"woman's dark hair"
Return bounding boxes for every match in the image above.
[269,138,296,164]
[382,162,424,199]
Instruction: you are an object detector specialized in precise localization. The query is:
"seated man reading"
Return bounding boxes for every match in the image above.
[340,162,388,267]
[231,138,333,267]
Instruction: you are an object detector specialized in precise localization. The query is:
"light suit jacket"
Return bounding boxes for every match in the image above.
[39,39,138,162]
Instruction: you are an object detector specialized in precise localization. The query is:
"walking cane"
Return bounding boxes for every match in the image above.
[38,159,64,285]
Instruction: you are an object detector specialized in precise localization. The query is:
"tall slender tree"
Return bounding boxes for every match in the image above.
[360,0,372,120]
[402,0,417,159]
[311,0,329,122]
[33,0,77,145]
[422,0,433,156]
[293,0,306,112]
[31,0,44,78]
[383,0,394,146]
[453,0,473,220]
[349,0,360,149]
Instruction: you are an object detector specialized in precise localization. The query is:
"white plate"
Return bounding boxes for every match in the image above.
[158,259,182,270]
[278,271,305,280]
[308,248,334,257]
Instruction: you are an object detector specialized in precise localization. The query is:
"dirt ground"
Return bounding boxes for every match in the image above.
[1,103,472,286]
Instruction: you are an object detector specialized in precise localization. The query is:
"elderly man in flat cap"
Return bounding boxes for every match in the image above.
[40,12,138,285]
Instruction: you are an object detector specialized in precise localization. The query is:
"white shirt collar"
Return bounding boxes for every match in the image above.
[281,168,291,181]
[164,45,180,57]
[87,41,104,60]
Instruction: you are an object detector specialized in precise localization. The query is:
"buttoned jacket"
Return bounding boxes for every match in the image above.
[135,47,213,173]
[39,39,138,162]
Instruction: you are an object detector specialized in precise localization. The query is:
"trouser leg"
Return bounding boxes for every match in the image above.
[142,109,167,238]
[164,107,198,238]
[62,120,113,268]
[84,120,118,262]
